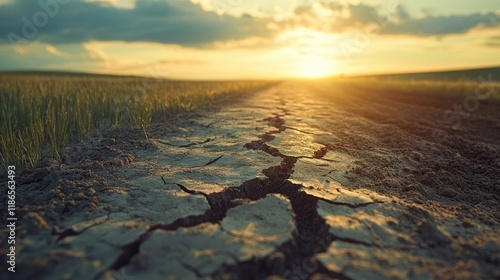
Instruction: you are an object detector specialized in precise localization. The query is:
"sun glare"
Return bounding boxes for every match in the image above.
[296,57,333,78]
[279,28,341,79]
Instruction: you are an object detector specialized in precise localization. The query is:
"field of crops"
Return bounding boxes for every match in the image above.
[0,75,274,170]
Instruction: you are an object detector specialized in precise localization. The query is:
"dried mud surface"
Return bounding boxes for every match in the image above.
[1,81,499,280]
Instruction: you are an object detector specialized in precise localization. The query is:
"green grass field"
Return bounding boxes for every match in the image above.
[0,75,275,170]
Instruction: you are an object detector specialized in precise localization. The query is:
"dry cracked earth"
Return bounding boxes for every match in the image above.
[1,81,499,280]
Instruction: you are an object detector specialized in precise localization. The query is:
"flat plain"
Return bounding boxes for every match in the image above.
[1,72,499,279]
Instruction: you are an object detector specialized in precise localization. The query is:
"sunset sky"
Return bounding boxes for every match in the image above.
[1,0,499,79]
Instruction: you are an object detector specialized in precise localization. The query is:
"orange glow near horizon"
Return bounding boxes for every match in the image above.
[277,28,342,79]
[294,57,336,78]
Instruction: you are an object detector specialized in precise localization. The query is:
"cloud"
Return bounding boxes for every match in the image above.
[286,2,500,36]
[1,0,498,52]
[45,44,69,57]
[83,43,109,61]
[485,35,500,47]
[84,0,135,10]
[384,12,500,36]
[0,0,274,47]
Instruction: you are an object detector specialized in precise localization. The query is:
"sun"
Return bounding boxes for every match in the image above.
[279,28,340,78]
[278,28,346,79]
[295,57,333,78]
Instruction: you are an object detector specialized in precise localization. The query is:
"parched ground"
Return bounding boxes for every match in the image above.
[1,81,499,280]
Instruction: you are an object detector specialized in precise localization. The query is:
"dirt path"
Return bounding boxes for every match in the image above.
[2,82,499,279]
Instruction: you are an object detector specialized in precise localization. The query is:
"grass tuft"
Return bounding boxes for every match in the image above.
[0,75,275,170]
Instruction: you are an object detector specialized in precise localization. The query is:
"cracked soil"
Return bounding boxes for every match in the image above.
[1,81,499,279]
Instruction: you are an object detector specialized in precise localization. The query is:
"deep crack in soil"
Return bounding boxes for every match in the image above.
[98,99,352,280]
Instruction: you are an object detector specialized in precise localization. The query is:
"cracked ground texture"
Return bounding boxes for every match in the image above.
[1,81,499,280]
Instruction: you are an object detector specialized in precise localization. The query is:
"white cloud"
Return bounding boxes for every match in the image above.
[84,0,135,9]
[45,45,70,57]
[83,42,110,61]
[0,0,13,6]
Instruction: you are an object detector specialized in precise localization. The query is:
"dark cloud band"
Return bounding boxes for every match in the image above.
[1,0,273,47]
